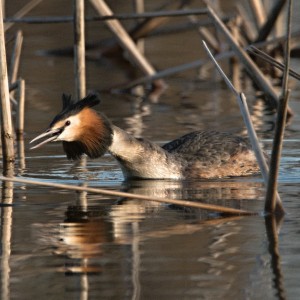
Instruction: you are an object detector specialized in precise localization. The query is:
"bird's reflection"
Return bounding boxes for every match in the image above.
[52,178,266,266]
[28,175,287,300]
[57,206,113,259]
[121,178,265,208]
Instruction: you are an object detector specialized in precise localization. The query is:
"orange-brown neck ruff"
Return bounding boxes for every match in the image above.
[63,108,112,160]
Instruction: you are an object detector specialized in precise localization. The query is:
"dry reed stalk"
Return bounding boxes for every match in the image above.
[229,16,242,90]
[9,30,23,84]
[121,28,300,90]
[206,4,292,117]
[4,8,209,24]
[249,0,266,29]
[252,29,300,49]
[17,136,26,171]
[265,0,292,214]
[255,0,287,43]
[123,58,207,89]
[15,78,25,138]
[0,1,15,163]
[0,175,256,215]
[74,0,86,99]
[9,81,18,91]
[133,0,145,53]
[124,0,189,51]
[188,14,220,52]
[248,46,300,81]
[202,41,284,214]
[89,0,156,77]
[236,3,257,42]
[4,0,43,31]
[1,0,4,18]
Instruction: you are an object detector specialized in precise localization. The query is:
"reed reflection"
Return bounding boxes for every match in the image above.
[109,178,264,242]
[1,163,14,300]
[55,178,265,261]
[265,215,286,300]
[51,180,250,259]
[35,176,287,299]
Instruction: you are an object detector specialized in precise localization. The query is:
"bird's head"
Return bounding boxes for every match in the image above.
[30,94,113,160]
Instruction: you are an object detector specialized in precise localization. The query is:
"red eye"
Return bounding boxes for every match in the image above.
[65,120,71,126]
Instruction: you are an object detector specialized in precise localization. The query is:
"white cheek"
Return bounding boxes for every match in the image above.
[57,129,73,141]
[56,116,81,142]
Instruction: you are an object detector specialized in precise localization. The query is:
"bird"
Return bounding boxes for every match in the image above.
[30,94,263,180]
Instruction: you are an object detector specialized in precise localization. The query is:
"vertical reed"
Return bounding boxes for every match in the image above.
[229,16,242,91]
[0,0,15,163]
[133,0,145,53]
[73,0,86,99]
[16,78,25,138]
[9,30,23,84]
[249,0,266,29]
[265,0,292,214]
[1,0,4,18]
[74,0,87,210]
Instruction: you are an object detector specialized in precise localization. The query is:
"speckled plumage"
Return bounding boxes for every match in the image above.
[164,131,262,178]
[30,94,264,180]
[109,127,261,179]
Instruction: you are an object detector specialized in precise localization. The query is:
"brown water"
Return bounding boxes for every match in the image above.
[2,0,300,299]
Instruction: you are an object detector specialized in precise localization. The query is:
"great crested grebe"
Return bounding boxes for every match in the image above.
[30,94,262,180]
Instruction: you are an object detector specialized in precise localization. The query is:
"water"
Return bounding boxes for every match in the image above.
[2,0,300,299]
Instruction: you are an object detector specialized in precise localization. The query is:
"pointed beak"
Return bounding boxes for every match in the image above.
[30,128,62,149]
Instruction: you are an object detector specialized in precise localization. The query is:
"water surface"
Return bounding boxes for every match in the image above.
[1,0,300,299]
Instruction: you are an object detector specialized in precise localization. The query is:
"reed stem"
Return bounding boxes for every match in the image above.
[203,40,284,214]
[248,46,300,81]
[0,0,15,163]
[90,0,156,77]
[4,0,43,31]
[265,0,292,214]
[206,3,292,116]
[255,0,287,43]
[249,0,266,29]
[9,30,23,84]
[4,8,209,24]
[15,78,25,138]
[74,0,86,99]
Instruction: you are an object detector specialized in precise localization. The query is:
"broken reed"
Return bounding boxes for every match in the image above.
[202,41,284,214]
[0,175,255,215]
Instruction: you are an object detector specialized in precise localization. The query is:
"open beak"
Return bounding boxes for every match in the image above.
[30,128,62,149]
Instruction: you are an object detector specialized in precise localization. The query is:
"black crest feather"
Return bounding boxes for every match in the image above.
[50,94,101,127]
[62,93,73,110]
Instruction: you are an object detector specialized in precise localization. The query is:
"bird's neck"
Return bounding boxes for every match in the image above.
[108,125,181,179]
